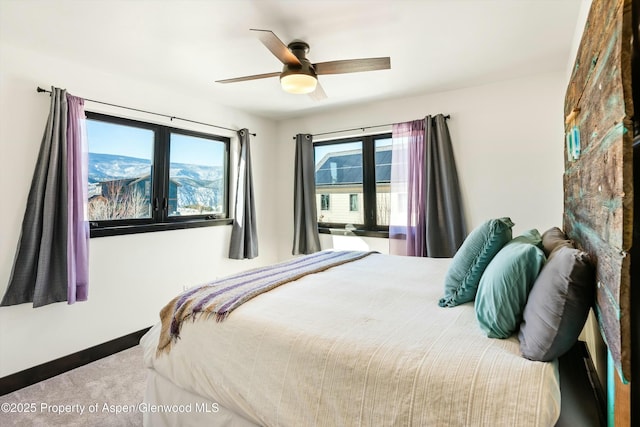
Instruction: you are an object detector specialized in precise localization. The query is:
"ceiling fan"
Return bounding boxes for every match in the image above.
[215,29,391,100]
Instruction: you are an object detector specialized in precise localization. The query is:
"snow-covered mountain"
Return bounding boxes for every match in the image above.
[88,153,151,183]
[89,152,225,211]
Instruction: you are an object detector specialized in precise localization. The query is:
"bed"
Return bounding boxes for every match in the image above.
[140,250,561,427]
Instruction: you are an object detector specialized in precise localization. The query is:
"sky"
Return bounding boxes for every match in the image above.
[86,119,223,167]
[314,141,361,166]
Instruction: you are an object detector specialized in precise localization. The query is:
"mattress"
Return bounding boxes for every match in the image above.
[141,253,560,426]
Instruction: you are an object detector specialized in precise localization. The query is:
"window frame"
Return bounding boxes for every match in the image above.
[313,133,391,238]
[86,111,232,238]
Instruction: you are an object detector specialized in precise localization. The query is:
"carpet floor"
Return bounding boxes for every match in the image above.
[0,346,145,426]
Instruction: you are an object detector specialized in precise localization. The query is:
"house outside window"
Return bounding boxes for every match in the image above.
[314,134,391,236]
[85,112,230,237]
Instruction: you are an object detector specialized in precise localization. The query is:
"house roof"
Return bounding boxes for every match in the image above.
[315,145,392,186]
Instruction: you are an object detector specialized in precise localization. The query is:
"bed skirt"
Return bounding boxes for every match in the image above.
[144,369,258,427]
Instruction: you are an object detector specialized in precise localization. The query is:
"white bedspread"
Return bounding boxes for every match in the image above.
[141,253,560,426]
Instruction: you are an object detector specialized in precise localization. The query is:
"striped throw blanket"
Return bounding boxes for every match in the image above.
[156,250,375,355]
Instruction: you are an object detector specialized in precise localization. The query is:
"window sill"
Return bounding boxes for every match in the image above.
[90,218,233,238]
[318,227,389,239]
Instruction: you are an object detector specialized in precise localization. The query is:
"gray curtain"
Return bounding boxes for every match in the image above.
[2,88,70,307]
[292,133,321,255]
[389,114,466,258]
[229,129,258,259]
[424,114,466,257]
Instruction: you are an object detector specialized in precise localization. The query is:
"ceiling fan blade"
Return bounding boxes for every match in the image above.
[314,57,391,75]
[250,29,302,66]
[308,81,327,101]
[215,71,281,84]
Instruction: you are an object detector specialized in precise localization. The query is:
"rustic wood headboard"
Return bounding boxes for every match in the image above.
[563,0,634,387]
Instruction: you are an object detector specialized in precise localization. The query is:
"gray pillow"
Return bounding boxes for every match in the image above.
[518,246,595,361]
[541,227,572,257]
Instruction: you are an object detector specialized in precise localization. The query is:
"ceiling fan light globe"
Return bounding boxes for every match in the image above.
[280,73,317,94]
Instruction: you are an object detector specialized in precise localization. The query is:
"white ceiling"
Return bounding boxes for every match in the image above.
[0,0,584,120]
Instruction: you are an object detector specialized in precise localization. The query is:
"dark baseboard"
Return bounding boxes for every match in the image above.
[555,340,607,427]
[0,326,151,396]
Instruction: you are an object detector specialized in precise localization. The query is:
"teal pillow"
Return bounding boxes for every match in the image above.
[520,228,544,249]
[475,230,546,338]
[439,217,514,307]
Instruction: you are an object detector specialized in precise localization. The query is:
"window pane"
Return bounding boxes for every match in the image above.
[320,194,330,210]
[86,120,154,220]
[169,133,226,217]
[314,141,363,224]
[375,138,392,226]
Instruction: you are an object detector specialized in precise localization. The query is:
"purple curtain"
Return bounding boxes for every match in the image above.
[389,120,426,256]
[389,115,465,257]
[66,95,89,303]
[1,87,89,307]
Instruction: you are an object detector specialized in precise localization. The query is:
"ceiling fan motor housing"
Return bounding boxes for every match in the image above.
[281,41,317,78]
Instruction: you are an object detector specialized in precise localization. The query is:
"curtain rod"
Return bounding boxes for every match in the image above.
[36,86,255,137]
[292,114,450,139]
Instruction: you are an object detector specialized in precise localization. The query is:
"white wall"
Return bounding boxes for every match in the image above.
[0,44,280,377]
[566,0,593,80]
[275,71,567,259]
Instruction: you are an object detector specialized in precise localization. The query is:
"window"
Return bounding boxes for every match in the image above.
[349,194,358,211]
[86,112,230,237]
[320,194,331,210]
[314,134,391,236]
